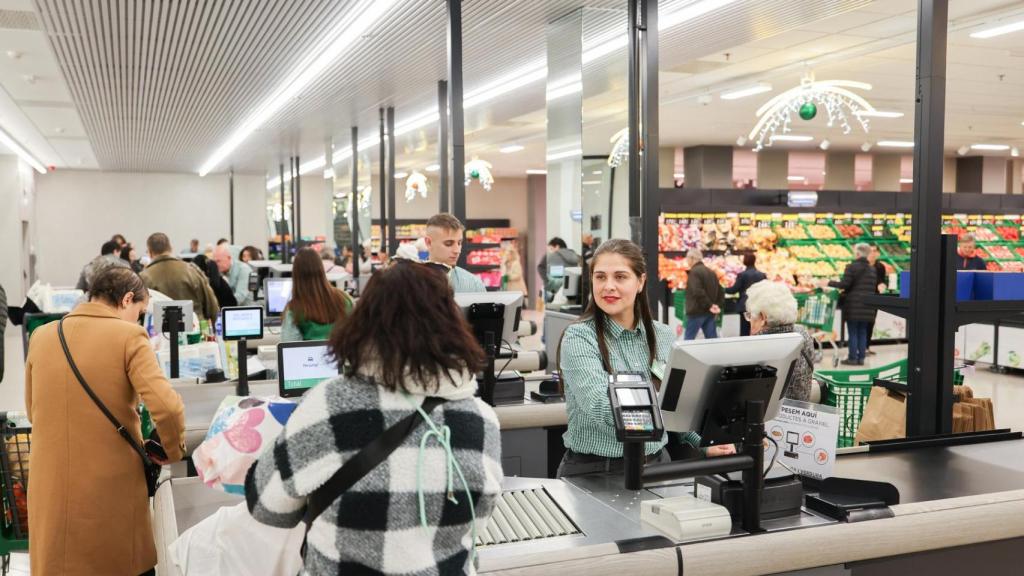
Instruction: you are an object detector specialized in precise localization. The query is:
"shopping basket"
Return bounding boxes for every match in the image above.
[816,360,967,447]
[794,288,840,367]
[673,289,724,331]
[0,412,30,575]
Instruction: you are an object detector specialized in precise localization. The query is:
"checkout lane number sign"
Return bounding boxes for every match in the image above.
[765,399,839,481]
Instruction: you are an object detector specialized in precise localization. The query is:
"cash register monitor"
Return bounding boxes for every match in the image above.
[264,277,293,316]
[454,291,524,347]
[151,300,194,334]
[277,340,340,397]
[658,333,803,445]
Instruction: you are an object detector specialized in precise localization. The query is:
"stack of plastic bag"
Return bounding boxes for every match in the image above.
[192,396,297,494]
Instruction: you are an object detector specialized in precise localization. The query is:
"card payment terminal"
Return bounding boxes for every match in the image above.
[608,372,664,443]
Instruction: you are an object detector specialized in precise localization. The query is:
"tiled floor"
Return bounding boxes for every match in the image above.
[3,552,29,576]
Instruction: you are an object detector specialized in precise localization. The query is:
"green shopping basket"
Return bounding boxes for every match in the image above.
[673,289,723,329]
[816,359,966,447]
[0,412,30,574]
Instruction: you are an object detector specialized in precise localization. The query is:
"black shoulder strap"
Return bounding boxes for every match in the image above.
[303,396,445,533]
[57,318,153,466]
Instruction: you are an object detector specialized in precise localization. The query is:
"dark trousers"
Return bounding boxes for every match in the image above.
[739,314,751,336]
[866,320,875,350]
[846,320,869,363]
[685,314,718,340]
[557,448,669,477]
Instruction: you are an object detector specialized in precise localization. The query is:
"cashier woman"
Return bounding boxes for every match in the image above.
[557,239,734,477]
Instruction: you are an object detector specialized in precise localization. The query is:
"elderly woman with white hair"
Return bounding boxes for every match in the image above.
[744,280,815,401]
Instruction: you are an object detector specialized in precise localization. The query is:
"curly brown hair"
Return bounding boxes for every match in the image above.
[330,260,484,392]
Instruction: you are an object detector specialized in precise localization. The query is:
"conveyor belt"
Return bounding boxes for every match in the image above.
[476,488,581,547]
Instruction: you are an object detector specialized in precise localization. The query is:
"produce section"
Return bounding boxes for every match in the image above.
[659,211,1024,290]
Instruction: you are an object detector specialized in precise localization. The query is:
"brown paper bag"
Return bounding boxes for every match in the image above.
[953,402,974,433]
[960,397,995,431]
[854,386,907,445]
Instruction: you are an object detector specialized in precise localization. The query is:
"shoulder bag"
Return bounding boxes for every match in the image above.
[57,318,162,497]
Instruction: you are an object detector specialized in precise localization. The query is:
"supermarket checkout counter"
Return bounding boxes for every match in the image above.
[157,333,1024,575]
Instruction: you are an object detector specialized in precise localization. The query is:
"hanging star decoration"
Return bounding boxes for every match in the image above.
[405,171,428,202]
[748,72,876,152]
[464,157,494,191]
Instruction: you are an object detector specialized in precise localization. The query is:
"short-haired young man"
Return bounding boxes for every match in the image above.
[423,213,486,293]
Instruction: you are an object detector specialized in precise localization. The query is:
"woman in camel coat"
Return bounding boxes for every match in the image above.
[25,267,186,576]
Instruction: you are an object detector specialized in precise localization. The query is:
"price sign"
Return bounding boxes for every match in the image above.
[766,399,839,480]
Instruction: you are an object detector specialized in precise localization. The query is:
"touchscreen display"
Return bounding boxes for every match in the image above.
[281,345,338,392]
[615,388,651,407]
[223,308,263,339]
[266,278,293,314]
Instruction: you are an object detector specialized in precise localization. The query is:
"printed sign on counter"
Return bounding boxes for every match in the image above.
[766,399,839,480]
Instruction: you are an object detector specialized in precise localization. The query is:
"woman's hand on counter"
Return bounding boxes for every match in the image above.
[706,444,737,457]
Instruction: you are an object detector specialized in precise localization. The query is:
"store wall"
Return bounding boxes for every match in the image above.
[0,156,23,303]
[34,170,268,287]
[368,175,530,231]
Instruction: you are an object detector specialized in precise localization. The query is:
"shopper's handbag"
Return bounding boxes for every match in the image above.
[57,318,162,497]
[298,397,444,555]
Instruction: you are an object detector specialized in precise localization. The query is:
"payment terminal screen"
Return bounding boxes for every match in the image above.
[616,388,651,407]
[223,308,263,339]
[281,345,338,392]
[266,278,293,314]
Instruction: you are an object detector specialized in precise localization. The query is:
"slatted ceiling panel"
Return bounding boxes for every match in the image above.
[34,0,354,172]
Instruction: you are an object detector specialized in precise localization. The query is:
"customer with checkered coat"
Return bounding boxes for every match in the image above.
[245,260,502,575]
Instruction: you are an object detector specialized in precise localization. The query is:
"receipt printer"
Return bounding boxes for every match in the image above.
[640,495,732,542]
[694,467,803,521]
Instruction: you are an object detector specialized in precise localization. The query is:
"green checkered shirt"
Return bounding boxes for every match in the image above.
[559,316,701,457]
[449,266,487,293]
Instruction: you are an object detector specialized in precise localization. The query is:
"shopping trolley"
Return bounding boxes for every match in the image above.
[0,412,30,575]
[794,287,840,367]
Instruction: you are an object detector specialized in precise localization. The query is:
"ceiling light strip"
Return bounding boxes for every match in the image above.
[201,0,397,176]
[0,126,47,174]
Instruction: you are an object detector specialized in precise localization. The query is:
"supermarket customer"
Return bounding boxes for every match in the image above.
[745,280,814,401]
[684,248,724,340]
[865,245,889,356]
[827,243,877,366]
[424,212,487,292]
[281,247,353,342]
[246,260,502,574]
[726,253,766,336]
[957,234,987,271]
[25,266,186,576]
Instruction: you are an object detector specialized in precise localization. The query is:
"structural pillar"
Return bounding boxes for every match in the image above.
[872,154,901,192]
[824,152,856,190]
[683,145,733,189]
[756,149,788,189]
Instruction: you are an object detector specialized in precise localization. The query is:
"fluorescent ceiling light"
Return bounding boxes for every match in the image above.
[770,134,813,142]
[970,19,1024,39]
[582,180,602,185]
[425,164,440,172]
[526,169,547,175]
[900,178,913,184]
[547,148,583,162]
[787,175,806,182]
[264,0,738,189]
[720,83,772,100]
[393,171,408,179]
[592,170,603,175]
[971,143,1010,151]
[878,140,915,148]
[855,110,904,118]
[499,144,524,154]
[200,0,397,176]
[673,173,685,178]
[0,125,46,174]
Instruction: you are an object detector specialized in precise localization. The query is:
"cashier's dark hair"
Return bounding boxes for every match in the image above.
[330,259,485,393]
[558,239,656,375]
[88,266,148,306]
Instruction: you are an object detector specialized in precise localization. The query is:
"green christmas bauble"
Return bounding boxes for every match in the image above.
[470,169,480,179]
[799,102,817,121]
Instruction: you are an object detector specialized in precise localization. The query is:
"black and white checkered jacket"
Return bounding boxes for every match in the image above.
[245,367,502,575]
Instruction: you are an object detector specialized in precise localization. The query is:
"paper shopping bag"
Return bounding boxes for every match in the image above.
[854,386,906,445]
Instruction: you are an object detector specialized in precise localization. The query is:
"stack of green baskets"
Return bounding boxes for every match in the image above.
[816,359,966,447]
